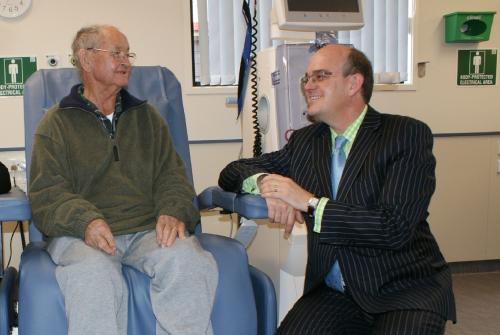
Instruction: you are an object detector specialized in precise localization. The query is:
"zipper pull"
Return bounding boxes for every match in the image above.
[113,144,120,161]
[111,135,120,161]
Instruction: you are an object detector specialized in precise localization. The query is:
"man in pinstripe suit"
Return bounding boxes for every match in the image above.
[219,44,456,334]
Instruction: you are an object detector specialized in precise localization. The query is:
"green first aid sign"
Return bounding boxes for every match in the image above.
[457,49,497,86]
[0,57,37,96]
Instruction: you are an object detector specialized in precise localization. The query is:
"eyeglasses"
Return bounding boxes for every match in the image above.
[87,48,137,64]
[300,70,334,87]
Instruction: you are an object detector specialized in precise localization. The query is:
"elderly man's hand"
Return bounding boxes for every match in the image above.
[156,215,187,248]
[85,219,116,255]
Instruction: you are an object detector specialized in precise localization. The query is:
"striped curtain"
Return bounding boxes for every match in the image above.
[338,0,410,83]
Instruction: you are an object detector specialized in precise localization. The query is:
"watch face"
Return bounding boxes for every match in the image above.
[0,0,32,18]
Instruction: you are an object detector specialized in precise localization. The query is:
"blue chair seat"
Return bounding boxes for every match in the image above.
[19,235,261,335]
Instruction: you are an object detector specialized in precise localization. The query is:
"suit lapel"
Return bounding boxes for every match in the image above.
[337,107,382,200]
[311,124,333,197]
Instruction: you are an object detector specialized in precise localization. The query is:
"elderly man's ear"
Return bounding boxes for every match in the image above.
[78,49,93,72]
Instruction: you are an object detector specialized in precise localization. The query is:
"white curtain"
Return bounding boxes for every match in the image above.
[196,0,210,85]
[233,1,247,83]
[338,0,410,83]
[194,0,411,86]
[195,0,270,86]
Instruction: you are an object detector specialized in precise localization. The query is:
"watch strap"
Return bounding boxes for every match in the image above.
[307,197,320,217]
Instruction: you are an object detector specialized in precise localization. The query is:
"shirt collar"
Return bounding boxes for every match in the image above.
[78,85,122,117]
[330,105,368,155]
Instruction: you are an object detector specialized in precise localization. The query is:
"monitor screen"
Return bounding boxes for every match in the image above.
[274,0,364,32]
[287,0,359,13]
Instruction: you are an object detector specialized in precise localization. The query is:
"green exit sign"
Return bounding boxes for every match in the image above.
[457,49,497,86]
[0,57,37,96]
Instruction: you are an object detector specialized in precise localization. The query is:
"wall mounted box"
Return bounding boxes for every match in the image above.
[444,11,496,43]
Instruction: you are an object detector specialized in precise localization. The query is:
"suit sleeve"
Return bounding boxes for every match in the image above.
[218,141,293,192]
[319,119,436,250]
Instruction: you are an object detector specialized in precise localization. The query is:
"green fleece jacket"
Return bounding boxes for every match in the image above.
[29,84,200,239]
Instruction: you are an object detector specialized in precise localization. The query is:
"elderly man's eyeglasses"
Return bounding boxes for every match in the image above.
[87,48,137,64]
[300,70,334,87]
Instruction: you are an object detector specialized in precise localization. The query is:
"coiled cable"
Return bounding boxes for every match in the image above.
[250,0,262,157]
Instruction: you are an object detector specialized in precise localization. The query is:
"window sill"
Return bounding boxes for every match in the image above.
[374,83,416,91]
[184,85,237,96]
[184,82,416,95]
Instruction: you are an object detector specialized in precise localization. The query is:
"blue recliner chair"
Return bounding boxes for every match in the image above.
[4,66,276,335]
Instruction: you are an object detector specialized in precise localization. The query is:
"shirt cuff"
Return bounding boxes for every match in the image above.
[241,173,267,194]
[313,197,329,233]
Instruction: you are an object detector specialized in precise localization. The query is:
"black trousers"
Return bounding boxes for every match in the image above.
[277,284,446,335]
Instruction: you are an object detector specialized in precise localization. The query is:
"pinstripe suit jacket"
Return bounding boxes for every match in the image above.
[219,106,456,321]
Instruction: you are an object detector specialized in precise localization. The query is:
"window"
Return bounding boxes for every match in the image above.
[191,0,273,86]
[338,0,412,84]
[191,0,414,87]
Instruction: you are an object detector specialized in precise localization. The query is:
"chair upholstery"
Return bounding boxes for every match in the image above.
[0,188,31,335]
[17,67,276,335]
[0,267,17,335]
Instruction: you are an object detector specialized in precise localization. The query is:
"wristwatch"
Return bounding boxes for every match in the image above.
[307,197,320,217]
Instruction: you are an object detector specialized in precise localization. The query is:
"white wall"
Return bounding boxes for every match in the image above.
[371,0,500,134]
[1,0,500,268]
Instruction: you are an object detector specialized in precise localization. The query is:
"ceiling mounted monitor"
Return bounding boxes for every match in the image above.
[275,0,364,32]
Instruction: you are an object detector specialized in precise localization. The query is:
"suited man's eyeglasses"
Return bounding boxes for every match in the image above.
[300,70,334,87]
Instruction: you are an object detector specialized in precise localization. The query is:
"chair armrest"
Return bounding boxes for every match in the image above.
[0,187,31,221]
[198,186,268,219]
[249,265,277,335]
[18,242,68,334]
[198,234,258,335]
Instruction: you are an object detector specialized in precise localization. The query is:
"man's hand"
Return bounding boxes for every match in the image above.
[156,215,187,248]
[84,219,116,255]
[265,197,304,238]
[259,174,313,212]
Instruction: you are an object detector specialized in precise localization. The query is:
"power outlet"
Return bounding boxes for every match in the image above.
[46,54,60,67]
[68,53,76,67]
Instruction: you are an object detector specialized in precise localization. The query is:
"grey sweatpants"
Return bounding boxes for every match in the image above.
[47,230,218,335]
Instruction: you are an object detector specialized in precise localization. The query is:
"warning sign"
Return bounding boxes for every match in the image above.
[0,57,37,96]
[457,49,497,86]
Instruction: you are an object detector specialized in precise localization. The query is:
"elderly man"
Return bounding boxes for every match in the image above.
[29,25,218,335]
[219,44,455,334]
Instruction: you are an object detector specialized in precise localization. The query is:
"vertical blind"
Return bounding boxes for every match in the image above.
[193,0,412,86]
[337,0,410,83]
